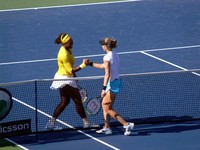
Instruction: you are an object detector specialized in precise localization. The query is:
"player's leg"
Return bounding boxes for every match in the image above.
[103,92,128,125]
[46,85,70,130]
[96,92,114,134]
[52,86,71,118]
[103,92,134,135]
[68,86,90,127]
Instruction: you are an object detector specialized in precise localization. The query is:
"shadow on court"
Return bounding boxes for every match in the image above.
[8,120,200,146]
[133,121,200,137]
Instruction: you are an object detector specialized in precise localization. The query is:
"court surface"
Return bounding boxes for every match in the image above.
[0,0,200,150]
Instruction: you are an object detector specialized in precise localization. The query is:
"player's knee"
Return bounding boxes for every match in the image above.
[102,103,112,112]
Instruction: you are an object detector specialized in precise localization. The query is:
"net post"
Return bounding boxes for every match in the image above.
[34,80,38,142]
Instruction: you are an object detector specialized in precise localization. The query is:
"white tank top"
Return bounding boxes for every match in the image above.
[103,51,120,81]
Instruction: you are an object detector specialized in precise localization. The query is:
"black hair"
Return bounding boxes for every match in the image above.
[55,33,66,44]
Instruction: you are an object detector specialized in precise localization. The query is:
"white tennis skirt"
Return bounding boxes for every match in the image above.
[50,73,77,90]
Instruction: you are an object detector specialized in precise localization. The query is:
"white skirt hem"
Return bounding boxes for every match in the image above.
[50,73,77,90]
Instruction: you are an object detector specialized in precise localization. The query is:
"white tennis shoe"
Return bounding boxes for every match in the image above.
[45,118,62,130]
[83,121,91,128]
[124,123,134,136]
[83,118,90,128]
[96,127,112,135]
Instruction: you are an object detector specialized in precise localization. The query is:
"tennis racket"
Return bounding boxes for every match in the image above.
[86,96,102,115]
[78,85,88,103]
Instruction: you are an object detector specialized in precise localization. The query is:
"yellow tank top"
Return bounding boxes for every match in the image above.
[57,46,75,77]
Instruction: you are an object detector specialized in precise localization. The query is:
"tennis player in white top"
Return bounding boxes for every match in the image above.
[89,37,134,135]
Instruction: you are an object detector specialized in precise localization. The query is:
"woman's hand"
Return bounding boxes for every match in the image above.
[83,59,90,66]
[101,90,106,98]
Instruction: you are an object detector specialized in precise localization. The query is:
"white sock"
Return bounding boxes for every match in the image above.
[83,118,89,123]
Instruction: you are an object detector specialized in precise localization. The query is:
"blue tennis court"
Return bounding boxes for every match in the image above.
[0,0,200,150]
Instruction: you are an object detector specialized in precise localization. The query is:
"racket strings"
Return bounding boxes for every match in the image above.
[86,97,102,115]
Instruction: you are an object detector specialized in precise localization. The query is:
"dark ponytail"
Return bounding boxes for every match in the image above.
[110,39,117,48]
[106,38,117,48]
[55,33,65,44]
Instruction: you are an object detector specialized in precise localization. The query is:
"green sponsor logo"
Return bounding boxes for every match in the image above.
[0,88,13,121]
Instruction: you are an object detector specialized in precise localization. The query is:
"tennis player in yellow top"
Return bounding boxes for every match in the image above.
[46,33,90,130]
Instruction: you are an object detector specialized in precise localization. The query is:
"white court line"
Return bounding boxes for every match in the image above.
[0,0,142,12]
[5,138,29,150]
[0,44,200,66]
[140,51,200,76]
[11,97,120,150]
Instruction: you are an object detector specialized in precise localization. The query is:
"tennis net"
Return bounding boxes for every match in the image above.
[0,69,200,138]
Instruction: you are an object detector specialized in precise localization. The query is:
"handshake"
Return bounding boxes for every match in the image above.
[79,59,93,69]
[83,59,93,66]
